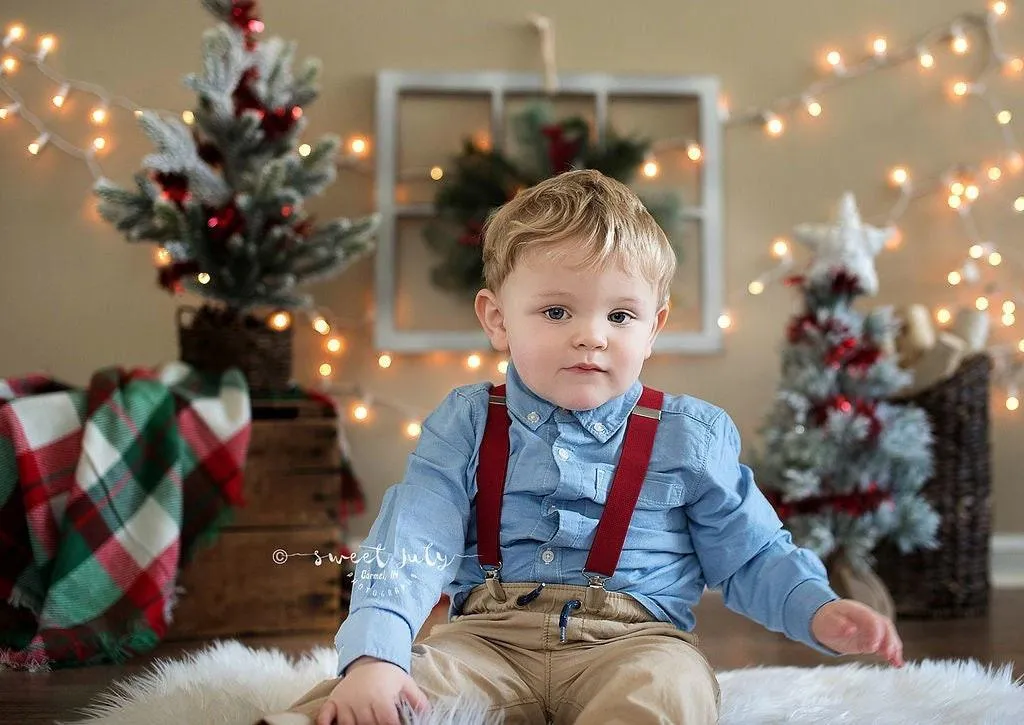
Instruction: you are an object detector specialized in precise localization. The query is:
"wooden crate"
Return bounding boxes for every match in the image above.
[167,397,353,640]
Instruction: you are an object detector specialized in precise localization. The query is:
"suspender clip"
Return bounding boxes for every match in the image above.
[583,570,607,589]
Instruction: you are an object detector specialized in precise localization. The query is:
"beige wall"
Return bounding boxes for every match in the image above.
[1,1,1022,537]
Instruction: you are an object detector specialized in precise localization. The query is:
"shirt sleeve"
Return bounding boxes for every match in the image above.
[686,409,839,654]
[334,388,478,675]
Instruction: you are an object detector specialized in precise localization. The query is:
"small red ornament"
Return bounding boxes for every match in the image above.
[830,269,864,296]
[458,220,484,247]
[261,106,300,141]
[541,124,582,174]
[846,345,882,373]
[157,260,200,294]
[281,205,293,218]
[230,1,260,31]
[206,201,246,242]
[154,171,191,207]
[784,274,806,287]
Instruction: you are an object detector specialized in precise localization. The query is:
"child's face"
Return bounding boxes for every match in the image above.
[475,241,669,411]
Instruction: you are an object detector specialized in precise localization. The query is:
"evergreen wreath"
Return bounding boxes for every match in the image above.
[423,105,684,297]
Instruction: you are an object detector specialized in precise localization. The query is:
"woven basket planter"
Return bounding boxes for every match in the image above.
[177,305,293,393]
[874,353,992,619]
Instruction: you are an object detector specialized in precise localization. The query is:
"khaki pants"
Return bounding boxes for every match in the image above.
[261,582,720,724]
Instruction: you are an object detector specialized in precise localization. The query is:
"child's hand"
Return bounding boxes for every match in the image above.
[316,657,430,725]
[811,599,904,668]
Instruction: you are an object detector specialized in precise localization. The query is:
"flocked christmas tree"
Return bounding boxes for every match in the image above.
[93,0,377,314]
[753,193,940,595]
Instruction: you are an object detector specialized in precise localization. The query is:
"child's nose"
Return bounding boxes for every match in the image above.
[572,320,608,349]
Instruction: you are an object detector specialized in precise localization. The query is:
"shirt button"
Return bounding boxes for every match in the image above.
[593,422,606,434]
[557,448,570,461]
[541,549,555,564]
[527,411,540,424]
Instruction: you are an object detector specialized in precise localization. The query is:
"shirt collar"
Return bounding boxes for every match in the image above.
[503,363,643,443]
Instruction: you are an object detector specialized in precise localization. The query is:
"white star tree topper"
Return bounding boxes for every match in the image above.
[793,192,895,296]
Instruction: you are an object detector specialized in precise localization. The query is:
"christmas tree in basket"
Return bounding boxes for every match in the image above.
[753,192,940,617]
[94,0,377,392]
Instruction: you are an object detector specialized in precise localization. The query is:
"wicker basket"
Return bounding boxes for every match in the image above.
[177,304,293,393]
[874,353,992,619]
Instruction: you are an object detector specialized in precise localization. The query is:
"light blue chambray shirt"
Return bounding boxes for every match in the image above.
[335,364,838,675]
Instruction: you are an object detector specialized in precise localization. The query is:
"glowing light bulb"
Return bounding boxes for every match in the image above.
[1007,395,1020,412]
[352,403,369,421]
[497,359,509,375]
[297,143,311,157]
[948,194,962,209]
[1002,312,1016,326]
[805,98,822,117]
[326,337,344,353]
[466,354,482,369]
[889,167,909,187]
[268,311,292,331]
[976,296,990,311]
[686,143,703,161]
[919,50,935,69]
[37,34,55,59]
[52,84,69,108]
[885,227,903,250]
[952,80,971,97]
[27,133,48,155]
[950,181,965,196]
[989,166,1002,181]
[312,316,330,335]
[764,114,784,136]
[1015,196,1024,212]
[318,363,333,378]
[90,107,107,124]
[1007,57,1024,74]
[378,353,393,369]
[965,184,980,200]
[969,244,985,258]
[771,238,790,257]
[642,159,659,178]
[1018,339,1024,353]
[826,50,845,73]
[4,24,25,45]
[717,313,732,329]
[1,56,17,74]
[872,37,888,57]
[993,1,1008,16]
[430,166,444,180]
[989,251,1003,266]
[951,26,969,55]
[181,110,195,125]
[92,137,107,151]
[748,280,765,295]
[0,103,18,120]
[948,270,962,285]
[998,110,1013,124]
[405,422,422,438]
[1004,300,1017,314]
[348,136,369,156]
[936,307,952,325]
[155,247,172,267]
[195,272,209,285]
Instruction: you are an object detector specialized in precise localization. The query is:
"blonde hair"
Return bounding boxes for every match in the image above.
[481,169,676,305]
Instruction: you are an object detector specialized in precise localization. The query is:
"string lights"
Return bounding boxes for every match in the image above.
[4,6,1023,413]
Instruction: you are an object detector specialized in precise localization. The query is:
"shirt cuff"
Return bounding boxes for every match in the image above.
[783,578,840,655]
[335,607,415,675]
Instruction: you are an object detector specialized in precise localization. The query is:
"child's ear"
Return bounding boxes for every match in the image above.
[644,303,670,359]
[475,289,509,352]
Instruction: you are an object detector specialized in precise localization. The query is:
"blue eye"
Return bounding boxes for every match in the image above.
[543,307,567,321]
[608,311,634,324]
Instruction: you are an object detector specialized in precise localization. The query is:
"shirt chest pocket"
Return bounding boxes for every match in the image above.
[593,466,683,510]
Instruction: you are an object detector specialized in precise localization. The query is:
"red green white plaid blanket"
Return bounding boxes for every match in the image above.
[0,363,251,670]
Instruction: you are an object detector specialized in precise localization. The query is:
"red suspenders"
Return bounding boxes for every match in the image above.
[475,383,665,586]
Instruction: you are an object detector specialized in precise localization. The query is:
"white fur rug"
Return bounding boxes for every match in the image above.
[59,640,1024,725]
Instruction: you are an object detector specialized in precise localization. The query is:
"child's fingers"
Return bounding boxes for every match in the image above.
[316,700,337,725]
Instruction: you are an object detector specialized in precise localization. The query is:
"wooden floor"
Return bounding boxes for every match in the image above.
[2,590,1022,724]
